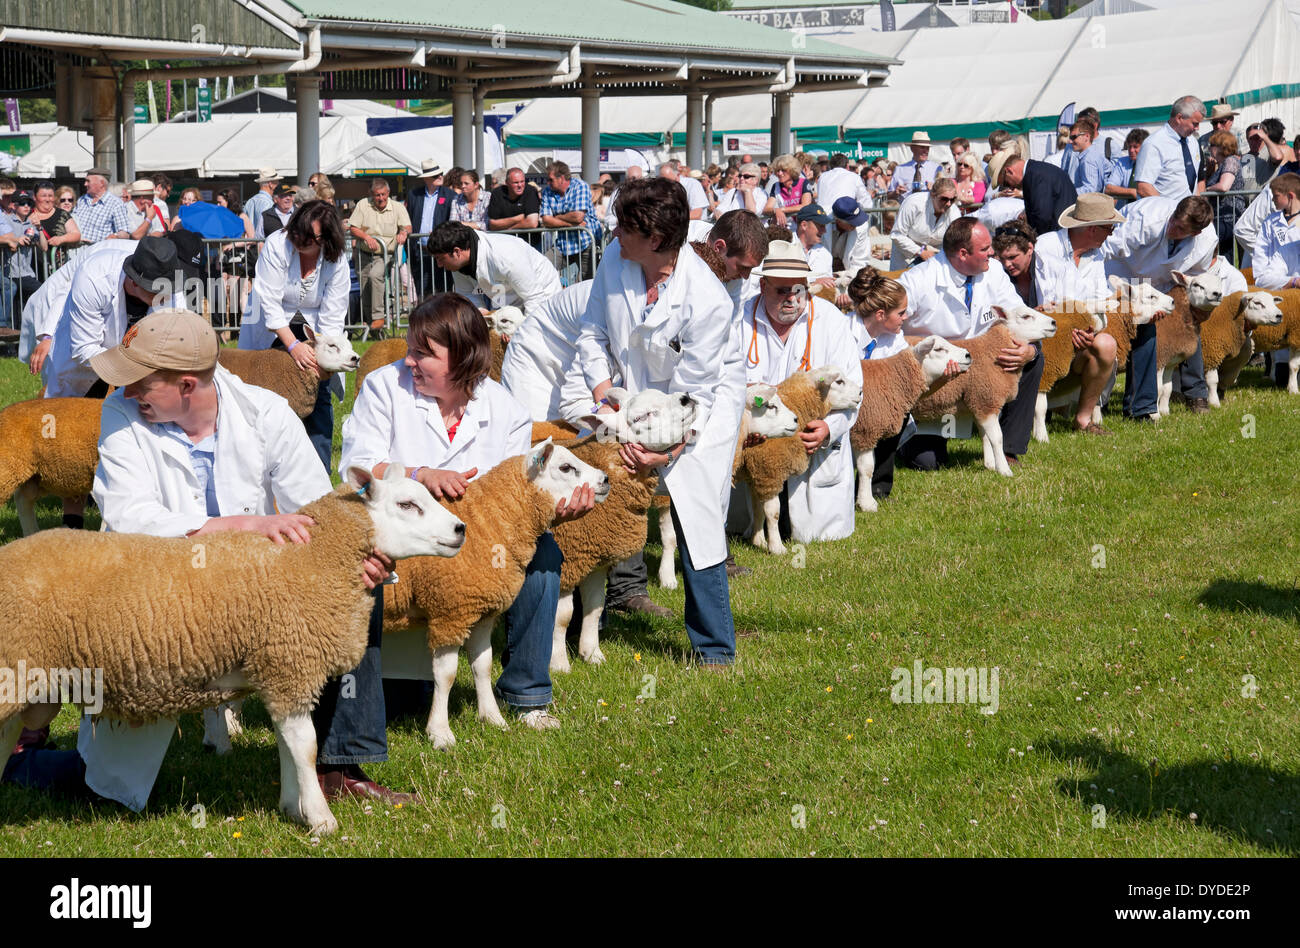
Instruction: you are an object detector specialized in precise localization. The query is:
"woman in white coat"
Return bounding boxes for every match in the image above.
[429,222,563,318]
[238,201,351,471]
[501,279,593,420]
[341,293,596,729]
[563,176,744,667]
[740,240,861,544]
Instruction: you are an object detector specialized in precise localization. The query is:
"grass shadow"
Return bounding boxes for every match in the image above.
[1198,578,1300,624]
[1040,736,1299,854]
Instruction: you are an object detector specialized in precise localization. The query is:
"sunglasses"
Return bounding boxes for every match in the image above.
[770,285,807,296]
[740,173,758,180]
[58,198,75,204]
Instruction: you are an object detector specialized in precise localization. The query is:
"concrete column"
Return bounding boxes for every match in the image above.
[474,87,487,180]
[703,96,714,167]
[295,75,321,186]
[580,88,601,180]
[91,71,119,178]
[120,82,135,183]
[685,92,704,170]
[773,92,793,157]
[452,82,474,170]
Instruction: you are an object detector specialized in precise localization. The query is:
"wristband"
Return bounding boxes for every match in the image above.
[409,466,424,481]
[287,340,300,353]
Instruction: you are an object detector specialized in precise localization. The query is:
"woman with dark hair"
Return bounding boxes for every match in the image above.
[563,175,744,666]
[238,199,352,470]
[992,219,1038,307]
[341,292,597,734]
[30,180,81,278]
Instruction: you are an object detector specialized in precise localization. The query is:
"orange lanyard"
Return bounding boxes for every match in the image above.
[748,300,814,371]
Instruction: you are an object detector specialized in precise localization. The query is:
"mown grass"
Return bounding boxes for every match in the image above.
[0,349,1296,857]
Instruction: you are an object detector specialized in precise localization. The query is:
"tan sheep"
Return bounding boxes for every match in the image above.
[354,309,517,392]
[381,440,609,749]
[0,465,467,834]
[909,307,1058,477]
[850,336,972,512]
[216,334,360,419]
[1154,272,1223,416]
[1200,291,1285,405]
[0,397,101,537]
[1031,301,1112,443]
[1246,288,1300,394]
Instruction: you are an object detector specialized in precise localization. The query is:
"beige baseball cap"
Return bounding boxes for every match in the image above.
[90,309,219,386]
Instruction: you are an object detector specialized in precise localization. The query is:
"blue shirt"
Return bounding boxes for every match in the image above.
[160,424,220,518]
[1133,122,1200,200]
[245,190,274,239]
[540,178,594,254]
[72,192,131,244]
[1070,145,1110,196]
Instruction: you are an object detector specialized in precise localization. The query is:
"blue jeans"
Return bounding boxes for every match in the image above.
[1123,322,1159,418]
[312,588,388,765]
[304,379,333,473]
[497,533,561,709]
[1175,338,1209,399]
[670,504,736,665]
[2,747,87,794]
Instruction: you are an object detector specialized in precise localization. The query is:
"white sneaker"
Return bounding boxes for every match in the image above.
[517,709,562,732]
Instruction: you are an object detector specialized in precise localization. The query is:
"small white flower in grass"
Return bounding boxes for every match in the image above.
[969,819,978,825]
[1189,812,1198,822]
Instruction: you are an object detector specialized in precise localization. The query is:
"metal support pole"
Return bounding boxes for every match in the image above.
[295,74,321,185]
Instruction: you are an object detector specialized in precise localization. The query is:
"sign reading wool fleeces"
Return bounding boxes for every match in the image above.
[728,6,867,29]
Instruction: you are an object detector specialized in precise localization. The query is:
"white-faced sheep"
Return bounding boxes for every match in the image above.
[381,440,609,749]
[850,336,972,512]
[1153,270,1225,416]
[217,332,360,419]
[657,383,800,589]
[546,389,699,671]
[0,465,467,834]
[1245,288,1300,394]
[733,367,862,556]
[1200,291,1285,405]
[909,306,1058,477]
[0,397,100,537]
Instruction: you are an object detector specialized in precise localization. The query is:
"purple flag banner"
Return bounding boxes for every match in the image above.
[4,99,19,132]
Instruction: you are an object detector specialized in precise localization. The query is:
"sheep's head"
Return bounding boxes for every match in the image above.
[1172,269,1223,312]
[484,305,525,340]
[346,463,466,560]
[525,438,611,508]
[1110,276,1175,326]
[1240,291,1285,328]
[744,384,799,438]
[991,305,1056,343]
[808,366,863,411]
[911,335,973,385]
[579,388,699,452]
[310,334,361,373]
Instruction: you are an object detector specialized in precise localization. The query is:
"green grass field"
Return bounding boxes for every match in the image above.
[0,347,1296,857]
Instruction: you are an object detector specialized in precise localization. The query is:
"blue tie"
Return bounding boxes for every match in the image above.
[964,275,974,312]
[1180,136,1197,192]
[1168,238,1179,258]
[864,339,877,359]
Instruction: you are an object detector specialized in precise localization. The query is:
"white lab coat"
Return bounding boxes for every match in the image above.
[566,239,743,568]
[45,241,185,398]
[84,366,331,811]
[501,280,594,420]
[1250,209,1300,289]
[814,168,871,251]
[21,241,123,363]
[831,220,877,276]
[738,295,860,543]
[1101,195,1217,291]
[1033,229,1109,306]
[1234,187,1276,265]
[452,230,563,318]
[341,362,532,480]
[890,190,961,269]
[975,197,1027,232]
[237,229,351,351]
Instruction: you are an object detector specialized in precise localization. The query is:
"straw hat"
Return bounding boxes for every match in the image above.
[1058,193,1126,229]
[987,150,1020,189]
[752,240,812,280]
[255,167,282,184]
[419,160,444,178]
[127,179,155,197]
[1208,103,1238,121]
[909,131,932,146]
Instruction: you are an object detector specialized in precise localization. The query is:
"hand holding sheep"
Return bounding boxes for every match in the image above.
[287,340,320,375]
[995,341,1035,373]
[554,483,598,524]
[618,440,684,474]
[189,512,316,545]
[1071,328,1096,351]
[416,466,478,500]
[799,419,831,455]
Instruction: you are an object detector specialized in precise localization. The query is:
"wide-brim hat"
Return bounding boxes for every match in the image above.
[254,167,282,184]
[910,131,932,146]
[128,179,155,197]
[420,160,444,178]
[163,228,205,283]
[832,195,871,226]
[90,309,218,387]
[987,151,1017,188]
[1058,192,1126,229]
[1208,103,1238,121]
[752,239,812,281]
[122,236,182,295]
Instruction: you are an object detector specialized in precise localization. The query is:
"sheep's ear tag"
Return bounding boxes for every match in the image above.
[753,395,764,408]
[355,484,369,496]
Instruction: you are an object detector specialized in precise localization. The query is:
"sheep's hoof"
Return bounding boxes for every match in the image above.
[659,576,678,591]
[427,728,457,750]
[579,647,606,665]
[750,532,767,551]
[479,709,509,730]
[856,493,879,513]
[310,813,340,836]
[769,541,787,556]
[550,655,572,674]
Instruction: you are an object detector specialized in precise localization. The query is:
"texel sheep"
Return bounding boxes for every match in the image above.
[910,306,1058,477]
[657,383,800,589]
[0,397,101,537]
[734,368,862,555]
[1154,271,1225,416]
[216,332,360,420]
[850,336,972,512]
[1031,301,1114,443]
[547,389,699,671]
[1246,288,1300,394]
[382,440,609,749]
[1200,291,1285,405]
[0,465,467,835]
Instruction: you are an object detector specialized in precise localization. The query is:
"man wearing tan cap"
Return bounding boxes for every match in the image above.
[1033,193,1125,434]
[28,308,417,812]
[247,167,282,240]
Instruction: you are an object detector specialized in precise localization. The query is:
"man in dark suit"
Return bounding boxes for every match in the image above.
[405,160,455,296]
[991,154,1078,236]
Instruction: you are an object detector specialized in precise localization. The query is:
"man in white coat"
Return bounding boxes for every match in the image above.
[502,280,595,421]
[4,310,413,809]
[563,176,743,665]
[814,154,871,253]
[738,240,860,544]
[891,179,960,269]
[430,221,563,316]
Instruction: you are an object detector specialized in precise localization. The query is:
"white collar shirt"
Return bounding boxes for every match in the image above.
[897,254,1023,340]
[1101,195,1217,290]
[1133,123,1200,200]
[890,190,960,268]
[1251,208,1300,289]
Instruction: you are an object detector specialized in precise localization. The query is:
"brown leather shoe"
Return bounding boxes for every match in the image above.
[1186,397,1210,414]
[609,594,671,618]
[317,766,420,806]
